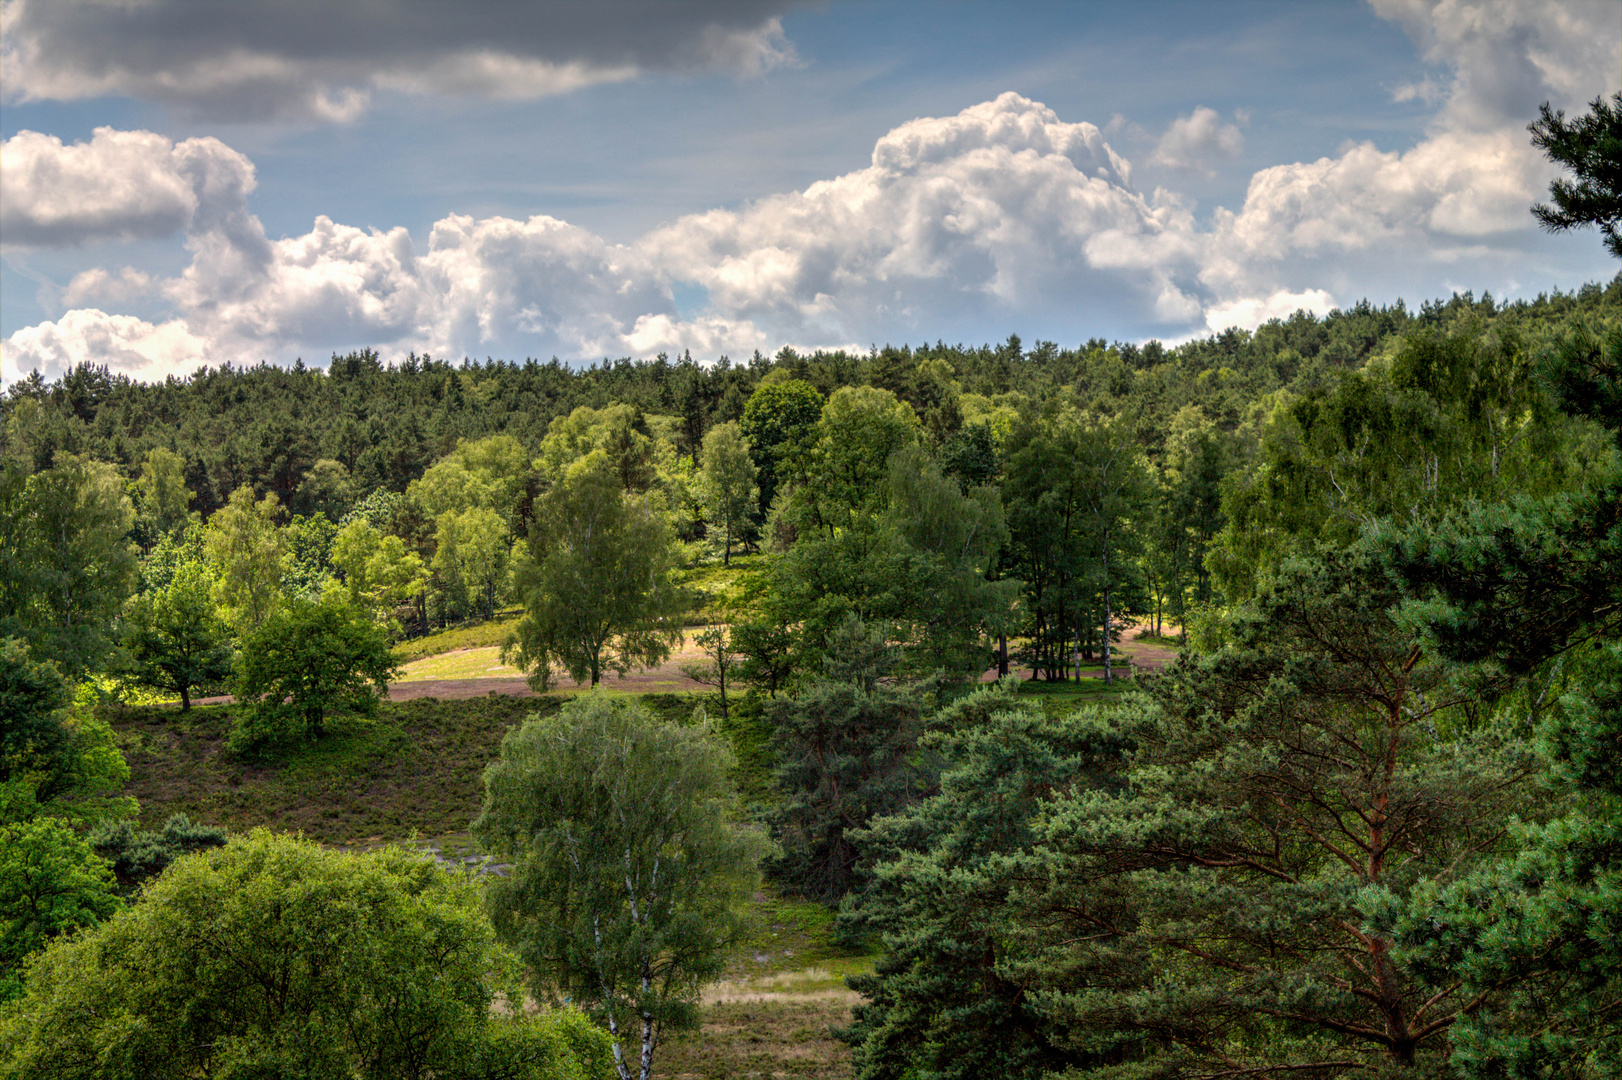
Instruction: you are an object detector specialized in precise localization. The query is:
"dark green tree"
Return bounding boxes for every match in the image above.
[88,813,227,896]
[765,617,937,904]
[1530,91,1622,258]
[739,377,823,516]
[474,695,769,1080]
[839,682,1130,1080]
[230,590,398,749]
[1015,557,1535,1076]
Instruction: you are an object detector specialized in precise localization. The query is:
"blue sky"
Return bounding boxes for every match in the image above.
[2,0,1618,383]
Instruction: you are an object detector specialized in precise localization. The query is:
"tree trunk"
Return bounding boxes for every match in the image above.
[180,685,191,712]
[1102,531,1113,685]
[998,634,1009,678]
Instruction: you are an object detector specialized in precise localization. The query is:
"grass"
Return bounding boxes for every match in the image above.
[111,691,864,1078]
[396,647,520,682]
[654,999,856,1080]
[680,553,764,624]
[109,696,552,844]
[1012,675,1131,717]
[393,610,523,663]
[655,885,869,1080]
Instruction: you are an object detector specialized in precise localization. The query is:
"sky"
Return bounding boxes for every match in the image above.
[2,0,1619,385]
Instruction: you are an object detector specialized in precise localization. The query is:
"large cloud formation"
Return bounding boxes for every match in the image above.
[0,0,799,121]
[1,0,1617,383]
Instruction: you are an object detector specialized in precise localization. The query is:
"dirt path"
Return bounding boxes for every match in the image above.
[394,626,1180,702]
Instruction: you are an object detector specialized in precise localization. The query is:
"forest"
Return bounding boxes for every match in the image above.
[1,99,1619,1080]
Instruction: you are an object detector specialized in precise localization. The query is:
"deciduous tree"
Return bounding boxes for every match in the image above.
[505,454,686,689]
[231,590,398,748]
[699,421,757,564]
[474,695,769,1080]
[121,559,233,711]
[0,831,613,1079]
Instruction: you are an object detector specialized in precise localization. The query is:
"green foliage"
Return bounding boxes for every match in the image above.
[1209,320,1604,599]
[739,377,823,515]
[0,816,120,1003]
[506,453,687,689]
[474,694,770,1080]
[0,455,137,678]
[230,590,398,751]
[699,421,757,564]
[1530,91,1622,258]
[0,831,613,1080]
[537,404,655,493]
[839,681,1128,1080]
[135,446,191,539]
[1002,409,1152,680]
[1023,557,1529,1076]
[1366,316,1622,1076]
[765,618,937,904]
[0,640,131,825]
[204,484,287,632]
[120,559,233,710]
[87,813,227,896]
[333,518,429,627]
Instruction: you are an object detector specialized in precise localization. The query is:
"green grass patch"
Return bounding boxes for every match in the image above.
[727,889,875,981]
[1012,676,1130,717]
[393,611,523,663]
[680,554,764,625]
[396,646,521,682]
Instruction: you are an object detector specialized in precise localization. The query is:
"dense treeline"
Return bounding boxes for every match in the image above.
[4,281,1611,516]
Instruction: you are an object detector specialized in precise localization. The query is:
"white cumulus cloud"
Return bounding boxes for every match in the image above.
[1148,107,1244,173]
[1,309,209,384]
[1204,288,1337,334]
[5,0,1621,388]
[0,126,256,248]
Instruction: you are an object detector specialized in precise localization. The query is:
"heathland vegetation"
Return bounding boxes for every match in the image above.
[1,95,1619,1078]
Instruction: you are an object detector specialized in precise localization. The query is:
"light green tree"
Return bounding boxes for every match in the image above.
[475,694,771,1080]
[204,485,286,631]
[411,434,531,528]
[0,831,614,1079]
[1,455,137,677]
[505,454,687,688]
[121,559,234,711]
[699,422,757,565]
[136,447,191,539]
[537,405,655,493]
[331,519,428,626]
[438,506,511,618]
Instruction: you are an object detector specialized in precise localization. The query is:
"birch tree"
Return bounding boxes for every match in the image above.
[475,695,770,1080]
